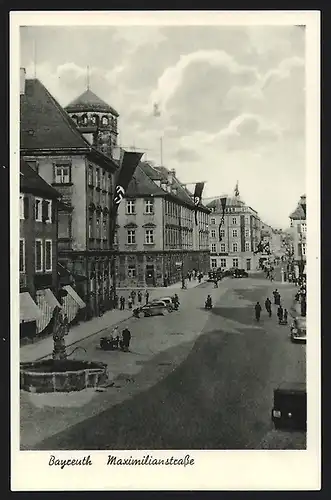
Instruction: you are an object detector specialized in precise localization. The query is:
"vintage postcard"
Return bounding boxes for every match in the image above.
[11,10,320,491]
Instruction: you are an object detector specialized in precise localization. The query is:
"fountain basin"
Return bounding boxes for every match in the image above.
[20,359,108,393]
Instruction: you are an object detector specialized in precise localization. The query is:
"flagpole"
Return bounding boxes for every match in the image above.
[160,136,163,166]
[33,38,37,78]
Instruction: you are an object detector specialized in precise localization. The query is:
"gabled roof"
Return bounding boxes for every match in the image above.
[20,158,61,199]
[20,79,91,151]
[65,88,119,116]
[125,163,165,197]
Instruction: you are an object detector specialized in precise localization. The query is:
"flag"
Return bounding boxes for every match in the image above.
[219,197,227,241]
[234,181,239,197]
[153,102,161,117]
[112,151,143,212]
[193,182,205,225]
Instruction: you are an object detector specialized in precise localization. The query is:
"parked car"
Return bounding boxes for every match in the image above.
[151,297,174,310]
[271,382,306,431]
[133,301,171,318]
[290,316,306,343]
[233,268,248,278]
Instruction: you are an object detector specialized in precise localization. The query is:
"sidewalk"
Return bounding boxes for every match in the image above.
[20,277,205,364]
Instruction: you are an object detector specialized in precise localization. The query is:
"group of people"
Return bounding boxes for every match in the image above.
[187,269,204,284]
[109,326,132,352]
[254,289,288,325]
[118,290,150,310]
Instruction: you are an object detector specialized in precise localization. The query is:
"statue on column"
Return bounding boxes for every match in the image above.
[52,290,69,361]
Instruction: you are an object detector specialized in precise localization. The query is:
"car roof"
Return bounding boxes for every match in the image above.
[275,382,306,392]
[295,317,306,327]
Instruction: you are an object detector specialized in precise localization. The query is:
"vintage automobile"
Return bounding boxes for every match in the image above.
[151,297,174,310]
[232,268,249,278]
[290,316,307,343]
[271,382,307,431]
[133,300,172,318]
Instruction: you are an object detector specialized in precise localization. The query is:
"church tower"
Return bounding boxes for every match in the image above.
[65,70,119,158]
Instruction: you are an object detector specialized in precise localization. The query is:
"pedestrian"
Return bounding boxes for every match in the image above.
[130,290,136,306]
[114,294,119,309]
[273,289,278,305]
[120,296,125,310]
[111,326,119,340]
[283,308,288,324]
[121,327,131,352]
[255,302,262,322]
[277,305,284,324]
[187,272,192,282]
[137,291,142,304]
[275,292,281,306]
[265,298,272,317]
[128,296,133,310]
[145,290,149,304]
[214,279,218,288]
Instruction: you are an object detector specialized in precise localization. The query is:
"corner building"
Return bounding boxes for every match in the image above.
[206,195,262,271]
[115,162,210,287]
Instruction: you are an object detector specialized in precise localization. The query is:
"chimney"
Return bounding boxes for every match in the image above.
[20,68,26,95]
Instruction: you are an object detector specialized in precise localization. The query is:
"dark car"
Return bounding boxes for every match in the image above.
[290,316,306,343]
[271,382,306,431]
[133,301,171,318]
[232,268,248,278]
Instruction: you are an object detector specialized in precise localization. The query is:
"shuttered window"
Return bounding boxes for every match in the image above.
[35,239,43,271]
[19,239,25,272]
[45,240,52,271]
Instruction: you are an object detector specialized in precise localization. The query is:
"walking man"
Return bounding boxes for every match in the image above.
[283,308,288,324]
[145,290,149,304]
[265,297,272,317]
[130,290,136,306]
[121,328,131,352]
[277,305,284,324]
[255,302,262,322]
[273,289,278,305]
[137,291,142,304]
[119,296,125,310]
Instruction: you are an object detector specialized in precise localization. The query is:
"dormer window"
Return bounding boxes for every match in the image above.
[81,114,88,125]
[101,116,109,126]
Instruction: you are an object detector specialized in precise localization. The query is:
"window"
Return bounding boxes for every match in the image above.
[211,243,216,253]
[20,194,24,219]
[102,116,109,126]
[232,229,238,238]
[103,218,107,239]
[126,200,136,214]
[127,230,136,244]
[42,199,52,223]
[232,242,238,252]
[19,238,25,273]
[220,229,225,238]
[45,240,52,272]
[128,265,136,278]
[88,217,93,238]
[245,228,250,238]
[55,164,70,184]
[145,229,154,244]
[108,174,112,193]
[245,241,251,252]
[145,199,154,214]
[96,217,101,238]
[211,229,216,238]
[301,223,307,233]
[245,216,250,225]
[220,243,226,252]
[210,218,216,225]
[302,243,307,255]
[96,169,101,189]
[35,197,42,221]
[88,166,93,185]
[232,217,237,225]
[211,258,217,269]
[102,171,106,190]
[233,258,239,268]
[35,239,43,271]
[220,258,226,268]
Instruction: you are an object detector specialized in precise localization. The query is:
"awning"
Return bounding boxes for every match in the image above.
[63,285,86,309]
[20,292,42,323]
[40,288,62,311]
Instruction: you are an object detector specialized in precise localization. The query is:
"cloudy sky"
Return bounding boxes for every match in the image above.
[20,24,305,228]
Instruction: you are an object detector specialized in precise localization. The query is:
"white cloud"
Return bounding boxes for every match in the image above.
[150,49,259,112]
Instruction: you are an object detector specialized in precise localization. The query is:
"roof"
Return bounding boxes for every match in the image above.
[289,196,306,220]
[126,163,165,197]
[154,166,205,209]
[65,88,119,116]
[206,195,246,210]
[20,79,91,151]
[20,158,61,199]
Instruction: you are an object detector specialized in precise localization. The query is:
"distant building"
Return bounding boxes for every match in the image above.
[289,194,306,276]
[116,162,210,287]
[206,191,262,271]
[19,158,61,339]
[20,69,119,318]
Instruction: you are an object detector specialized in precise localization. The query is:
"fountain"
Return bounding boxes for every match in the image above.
[20,290,108,405]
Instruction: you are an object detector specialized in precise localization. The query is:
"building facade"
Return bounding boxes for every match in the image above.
[20,70,120,318]
[19,158,61,339]
[289,194,307,276]
[206,195,262,271]
[115,162,210,288]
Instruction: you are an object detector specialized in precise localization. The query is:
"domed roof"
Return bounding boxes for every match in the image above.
[65,89,119,116]
[206,195,245,210]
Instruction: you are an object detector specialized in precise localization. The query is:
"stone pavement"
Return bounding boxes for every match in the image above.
[20,276,206,364]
